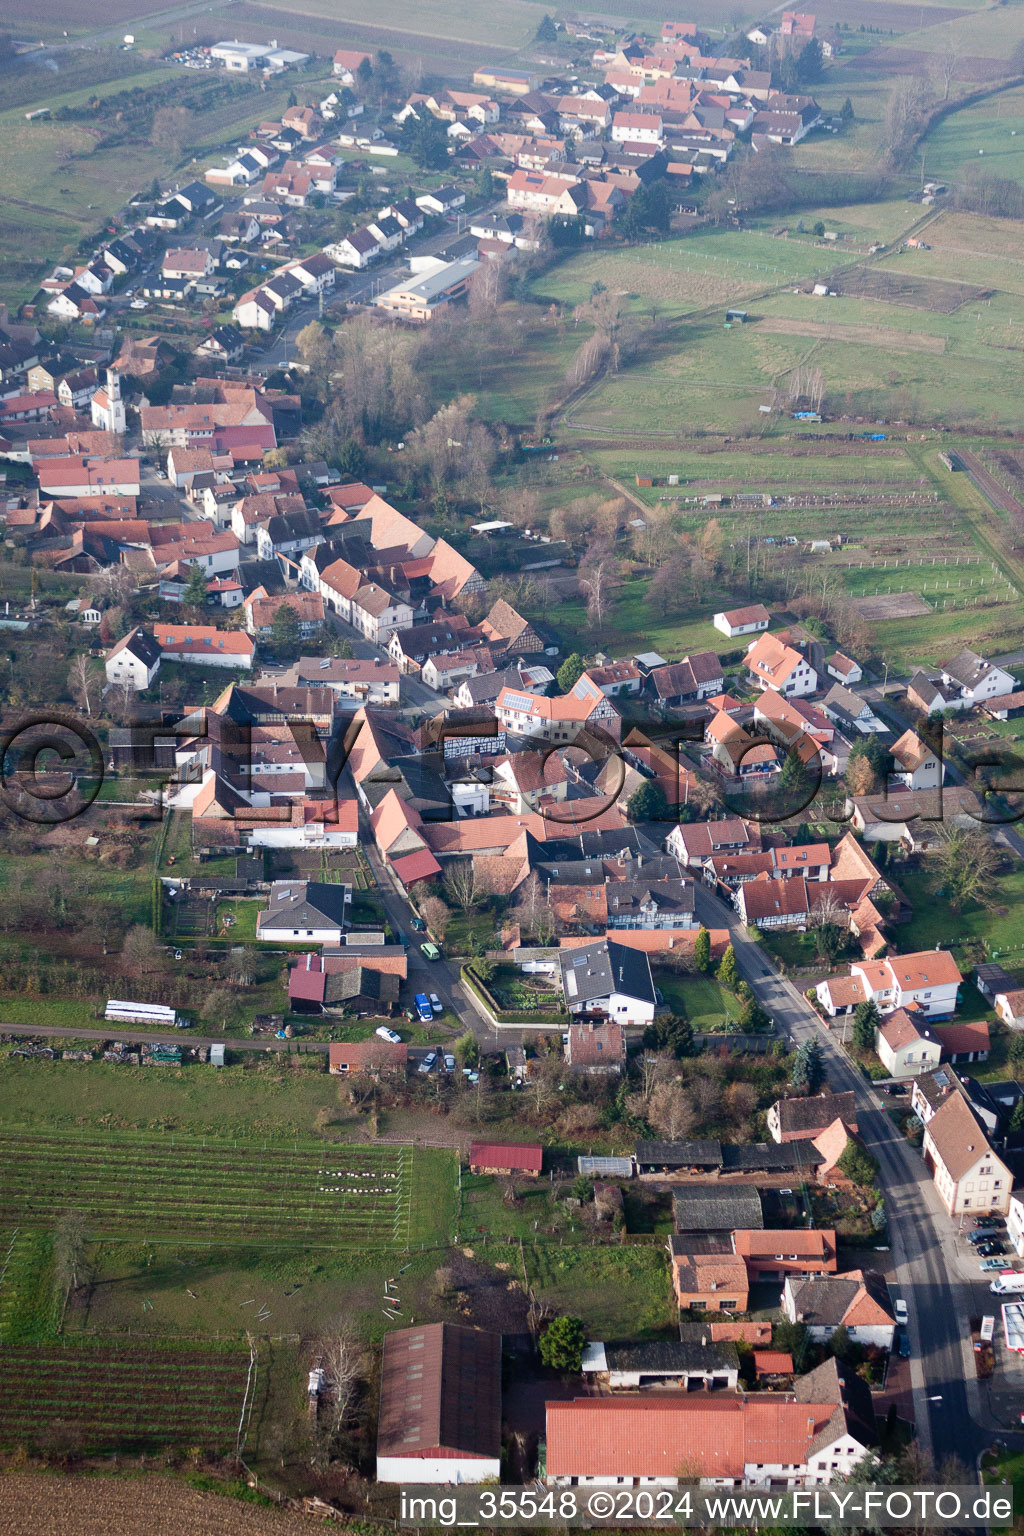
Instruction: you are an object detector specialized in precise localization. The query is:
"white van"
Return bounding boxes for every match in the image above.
[989,1273,1024,1295]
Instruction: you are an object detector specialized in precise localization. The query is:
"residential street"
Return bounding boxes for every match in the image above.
[696,881,1017,1470]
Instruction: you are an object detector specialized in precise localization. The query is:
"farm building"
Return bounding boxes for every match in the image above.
[328,1039,407,1076]
[467,1140,543,1176]
[376,1323,502,1484]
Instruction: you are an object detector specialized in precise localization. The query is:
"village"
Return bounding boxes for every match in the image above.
[4,0,1024,1515]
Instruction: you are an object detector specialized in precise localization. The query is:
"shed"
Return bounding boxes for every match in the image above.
[210,1043,226,1067]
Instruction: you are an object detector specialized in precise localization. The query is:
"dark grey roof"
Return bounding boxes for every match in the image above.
[559,938,655,1008]
[604,1337,738,1373]
[262,880,348,929]
[722,1141,823,1171]
[672,1183,763,1231]
[121,628,162,668]
[606,879,694,919]
[636,1143,722,1171]
[775,1091,856,1136]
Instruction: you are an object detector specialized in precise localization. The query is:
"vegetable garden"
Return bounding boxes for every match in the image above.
[0,1341,250,1452]
[0,1131,417,1248]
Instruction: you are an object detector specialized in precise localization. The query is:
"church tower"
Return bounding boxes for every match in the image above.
[104,367,126,435]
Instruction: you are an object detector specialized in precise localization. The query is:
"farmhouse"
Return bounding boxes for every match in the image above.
[767,1092,857,1144]
[713,604,770,638]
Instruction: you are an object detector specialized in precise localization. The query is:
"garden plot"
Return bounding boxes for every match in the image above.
[0,1342,250,1452]
[834,266,983,313]
[0,1131,415,1249]
[849,591,933,621]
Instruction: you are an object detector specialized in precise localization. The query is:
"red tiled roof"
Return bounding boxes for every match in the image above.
[468,1141,542,1173]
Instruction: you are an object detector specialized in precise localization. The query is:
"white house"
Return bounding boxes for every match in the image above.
[783,1272,896,1351]
[714,604,771,638]
[920,1088,1012,1216]
[889,729,944,792]
[350,584,414,644]
[1008,1192,1024,1258]
[105,628,162,690]
[558,939,656,1028]
[256,880,351,943]
[874,1007,943,1080]
[744,633,817,698]
[816,950,962,1020]
[940,648,1015,709]
[327,228,382,268]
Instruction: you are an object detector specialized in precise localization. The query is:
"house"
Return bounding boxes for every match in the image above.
[328,1037,406,1075]
[328,228,382,268]
[153,624,254,670]
[494,677,620,745]
[351,583,414,644]
[875,1008,942,1079]
[647,651,725,707]
[920,1088,1012,1215]
[816,951,962,1020]
[256,880,350,943]
[744,633,817,697]
[545,1357,875,1489]
[669,1246,749,1312]
[565,1019,626,1073]
[714,603,770,638]
[376,1323,501,1485]
[581,660,643,698]
[826,652,862,685]
[104,627,162,690]
[783,1270,896,1350]
[732,1228,837,1282]
[666,818,760,868]
[244,588,325,641]
[333,48,372,80]
[735,876,810,929]
[196,326,245,363]
[821,684,887,736]
[558,939,656,1027]
[467,1141,542,1176]
[889,729,943,792]
[995,988,1024,1030]
[605,880,695,930]
[939,647,1015,709]
[767,1092,857,1144]
[415,186,466,216]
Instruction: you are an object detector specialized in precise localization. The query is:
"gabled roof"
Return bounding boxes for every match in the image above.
[774,1091,857,1136]
[377,1323,501,1461]
[923,1087,1000,1180]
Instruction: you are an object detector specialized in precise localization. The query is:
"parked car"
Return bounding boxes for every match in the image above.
[414,993,433,1024]
[429,993,442,1015]
[410,916,426,932]
[421,941,441,961]
[980,1258,1007,1272]
[967,1230,993,1246]
[893,1299,908,1325]
[418,1050,436,1075]
[443,1052,456,1071]
[978,1241,1007,1257]
[375,1026,402,1044]
[898,1331,910,1359]
[972,1216,1002,1231]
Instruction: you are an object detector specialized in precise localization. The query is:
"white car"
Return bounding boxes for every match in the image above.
[893,1299,908,1325]
[429,993,442,1015]
[443,1053,456,1071]
[375,1026,402,1044]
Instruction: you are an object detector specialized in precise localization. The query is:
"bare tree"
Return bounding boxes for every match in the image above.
[648,1081,697,1141]
[52,1209,88,1311]
[419,895,451,940]
[443,859,478,912]
[120,923,163,977]
[69,654,96,717]
[936,38,959,102]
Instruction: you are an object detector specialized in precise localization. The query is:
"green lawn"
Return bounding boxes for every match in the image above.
[891,862,1024,966]
[524,1243,676,1340]
[657,973,741,1032]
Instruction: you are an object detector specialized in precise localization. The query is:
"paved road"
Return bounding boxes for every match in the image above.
[696,881,1008,1468]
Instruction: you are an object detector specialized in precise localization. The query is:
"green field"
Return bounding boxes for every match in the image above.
[656,973,742,1031]
[0,1126,458,1248]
